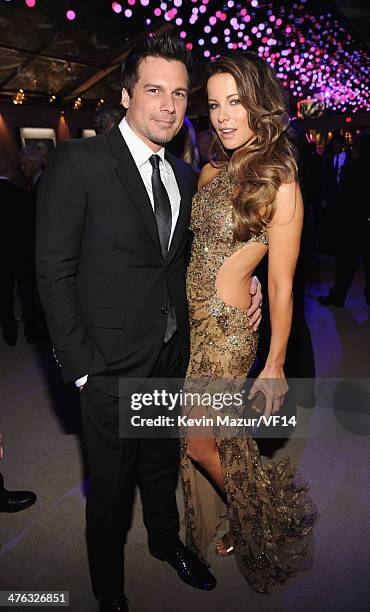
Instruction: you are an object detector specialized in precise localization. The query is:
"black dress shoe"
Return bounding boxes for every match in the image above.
[3,331,17,346]
[0,489,37,513]
[24,327,39,344]
[98,594,129,611]
[150,542,217,591]
[318,295,344,307]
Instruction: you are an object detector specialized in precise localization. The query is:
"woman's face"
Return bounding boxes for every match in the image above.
[207,72,254,150]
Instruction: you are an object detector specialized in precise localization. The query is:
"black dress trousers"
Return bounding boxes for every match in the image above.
[79,331,183,599]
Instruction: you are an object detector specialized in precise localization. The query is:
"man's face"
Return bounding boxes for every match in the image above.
[21,157,41,179]
[332,139,343,155]
[121,56,189,152]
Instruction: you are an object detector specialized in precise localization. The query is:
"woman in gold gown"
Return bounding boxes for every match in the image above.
[180,53,318,594]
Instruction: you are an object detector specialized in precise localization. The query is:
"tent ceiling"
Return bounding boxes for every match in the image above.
[0,0,369,114]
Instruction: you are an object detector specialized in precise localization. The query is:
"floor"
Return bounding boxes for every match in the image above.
[0,257,369,612]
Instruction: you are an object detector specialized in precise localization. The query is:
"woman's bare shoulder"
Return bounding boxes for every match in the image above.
[197,163,222,190]
[277,179,298,199]
[272,180,303,224]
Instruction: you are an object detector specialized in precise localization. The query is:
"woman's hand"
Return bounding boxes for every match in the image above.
[248,366,288,417]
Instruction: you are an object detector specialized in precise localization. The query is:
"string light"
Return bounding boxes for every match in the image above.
[73,97,82,110]
[6,0,370,114]
[13,89,25,105]
[101,0,369,113]
[112,2,122,13]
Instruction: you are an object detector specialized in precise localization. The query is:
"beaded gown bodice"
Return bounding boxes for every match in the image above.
[186,165,267,378]
[188,165,268,308]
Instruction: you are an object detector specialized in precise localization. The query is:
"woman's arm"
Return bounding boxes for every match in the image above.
[251,180,303,415]
[265,180,303,373]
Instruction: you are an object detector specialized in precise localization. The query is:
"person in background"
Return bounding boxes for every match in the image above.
[19,143,48,192]
[94,108,123,135]
[0,433,36,513]
[166,117,200,171]
[319,132,370,307]
[319,133,350,255]
[0,157,39,345]
[196,127,214,168]
[18,144,50,343]
[308,140,323,228]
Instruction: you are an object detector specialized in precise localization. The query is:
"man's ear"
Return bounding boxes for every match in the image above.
[121,88,130,110]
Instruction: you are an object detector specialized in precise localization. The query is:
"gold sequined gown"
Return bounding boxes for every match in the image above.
[180,166,317,593]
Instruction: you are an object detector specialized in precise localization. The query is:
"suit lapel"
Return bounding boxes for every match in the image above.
[165,151,193,263]
[106,127,161,255]
[106,128,193,262]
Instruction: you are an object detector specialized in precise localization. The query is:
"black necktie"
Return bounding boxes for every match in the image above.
[149,154,172,259]
[149,154,177,343]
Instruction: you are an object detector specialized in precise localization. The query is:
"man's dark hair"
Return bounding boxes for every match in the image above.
[121,32,192,96]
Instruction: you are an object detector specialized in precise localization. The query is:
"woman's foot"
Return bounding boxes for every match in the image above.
[215,531,234,556]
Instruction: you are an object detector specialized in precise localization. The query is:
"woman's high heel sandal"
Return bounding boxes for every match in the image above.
[215,532,234,556]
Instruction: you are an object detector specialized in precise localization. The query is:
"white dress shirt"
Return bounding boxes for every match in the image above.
[118,117,181,243]
[75,117,181,388]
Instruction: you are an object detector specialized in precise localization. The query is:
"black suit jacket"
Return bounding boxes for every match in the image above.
[0,178,34,274]
[336,155,370,249]
[36,127,197,395]
[321,151,350,205]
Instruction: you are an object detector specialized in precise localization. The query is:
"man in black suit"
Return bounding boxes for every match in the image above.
[36,34,261,611]
[319,134,351,255]
[319,133,370,307]
[0,158,38,345]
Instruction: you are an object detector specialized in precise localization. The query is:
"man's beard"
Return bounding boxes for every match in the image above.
[145,119,180,147]
[145,129,174,147]
[150,135,171,146]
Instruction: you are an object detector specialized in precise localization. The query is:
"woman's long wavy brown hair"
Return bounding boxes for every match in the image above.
[207,53,298,241]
